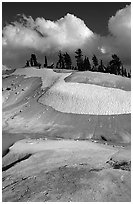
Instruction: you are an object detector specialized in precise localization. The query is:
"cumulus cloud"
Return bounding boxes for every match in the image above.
[108,5,131,63]
[3,13,94,52]
[98,5,131,64]
[108,5,130,39]
[2,5,131,68]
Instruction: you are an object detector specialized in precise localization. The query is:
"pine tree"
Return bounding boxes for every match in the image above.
[83,56,91,71]
[98,60,105,73]
[25,60,30,67]
[92,55,98,71]
[38,63,41,69]
[86,57,91,71]
[124,68,127,77]
[71,66,75,70]
[121,65,124,76]
[128,72,131,78]
[83,56,87,71]
[56,51,65,69]
[30,54,38,66]
[109,54,122,75]
[44,56,48,67]
[30,58,33,66]
[63,52,72,69]
[129,70,131,78]
[105,63,109,73]
[75,49,84,71]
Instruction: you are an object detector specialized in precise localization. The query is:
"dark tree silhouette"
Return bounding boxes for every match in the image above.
[86,57,91,71]
[73,66,77,70]
[109,54,122,75]
[44,56,48,67]
[63,52,72,69]
[83,56,91,71]
[98,60,105,73]
[75,49,84,71]
[128,71,131,78]
[83,56,87,71]
[38,63,41,69]
[31,54,38,66]
[92,55,98,71]
[23,51,130,78]
[47,63,54,69]
[56,51,65,69]
[71,66,74,70]
[30,58,33,67]
[123,68,127,77]
[121,65,124,76]
[25,60,30,67]
[106,63,111,73]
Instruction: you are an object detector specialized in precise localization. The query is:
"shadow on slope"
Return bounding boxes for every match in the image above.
[2,68,131,155]
[65,71,131,91]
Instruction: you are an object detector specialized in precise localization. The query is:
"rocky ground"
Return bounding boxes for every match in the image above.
[2,68,131,202]
[2,139,131,202]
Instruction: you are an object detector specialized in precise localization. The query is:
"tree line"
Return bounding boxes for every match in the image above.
[24,49,131,78]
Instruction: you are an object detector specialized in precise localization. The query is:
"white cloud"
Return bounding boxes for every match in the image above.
[2,24,42,49]
[96,4,131,65]
[108,5,131,39]
[35,13,93,48]
[108,5,131,61]
[2,5,131,68]
[3,13,94,52]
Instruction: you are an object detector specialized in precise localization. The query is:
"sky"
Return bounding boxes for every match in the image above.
[2,2,131,69]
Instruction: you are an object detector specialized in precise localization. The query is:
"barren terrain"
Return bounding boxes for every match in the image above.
[2,68,131,202]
